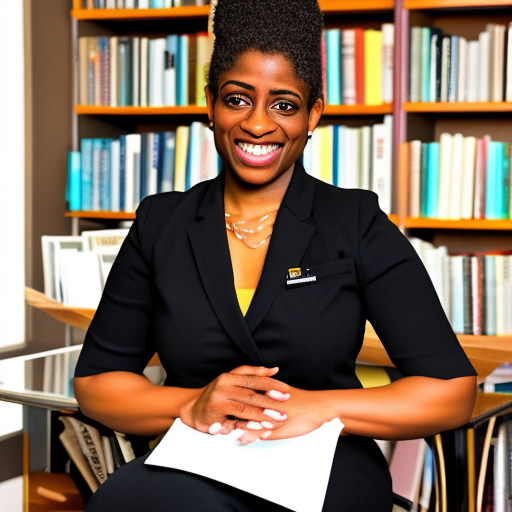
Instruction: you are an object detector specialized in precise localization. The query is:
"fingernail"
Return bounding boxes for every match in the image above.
[261,421,274,429]
[262,430,272,439]
[247,421,263,430]
[263,409,287,421]
[208,422,222,435]
[268,390,290,400]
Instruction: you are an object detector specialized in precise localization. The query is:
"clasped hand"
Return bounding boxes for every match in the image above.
[180,366,331,445]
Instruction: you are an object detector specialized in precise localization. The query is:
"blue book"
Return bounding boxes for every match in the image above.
[151,0,165,7]
[420,142,429,217]
[325,29,341,105]
[503,143,511,219]
[426,142,440,218]
[495,142,505,219]
[448,35,459,102]
[81,139,93,211]
[140,133,149,200]
[185,122,202,190]
[420,28,431,103]
[451,256,464,334]
[67,151,82,211]
[485,255,496,335]
[332,125,339,187]
[99,139,112,211]
[155,132,165,194]
[486,142,498,219]
[177,35,189,106]
[92,139,103,211]
[118,38,132,107]
[119,135,126,211]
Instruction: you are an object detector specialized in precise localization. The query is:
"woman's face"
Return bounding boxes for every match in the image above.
[206,50,323,188]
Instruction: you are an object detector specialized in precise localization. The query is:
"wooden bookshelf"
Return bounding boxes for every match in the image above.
[405,218,512,230]
[318,0,394,13]
[71,5,211,20]
[404,0,512,9]
[65,211,136,220]
[404,102,512,113]
[74,105,208,116]
[323,104,393,115]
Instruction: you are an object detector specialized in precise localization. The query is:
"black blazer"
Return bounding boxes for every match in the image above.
[75,160,476,389]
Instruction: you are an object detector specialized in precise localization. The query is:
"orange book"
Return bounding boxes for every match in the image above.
[354,28,365,105]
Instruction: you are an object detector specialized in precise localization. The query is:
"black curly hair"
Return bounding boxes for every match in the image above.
[208,0,324,111]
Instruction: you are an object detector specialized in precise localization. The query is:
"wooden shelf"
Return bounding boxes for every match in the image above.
[404,102,512,113]
[405,218,512,230]
[404,0,512,9]
[318,0,394,13]
[323,103,393,115]
[388,214,400,226]
[75,105,208,116]
[65,211,136,220]
[71,5,211,20]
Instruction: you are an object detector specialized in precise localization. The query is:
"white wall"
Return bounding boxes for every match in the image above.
[0,0,25,350]
[0,476,23,512]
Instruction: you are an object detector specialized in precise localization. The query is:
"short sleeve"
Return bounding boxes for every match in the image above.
[358,192,477,379]
[74,195,157,377]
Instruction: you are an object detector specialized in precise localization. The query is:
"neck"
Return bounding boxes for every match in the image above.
[223,164,294,217]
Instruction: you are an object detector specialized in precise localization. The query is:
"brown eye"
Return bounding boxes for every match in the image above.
[225,95,250,108]
[273,101,295,112]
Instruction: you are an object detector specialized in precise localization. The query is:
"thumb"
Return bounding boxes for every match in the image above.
[229,365,279,377]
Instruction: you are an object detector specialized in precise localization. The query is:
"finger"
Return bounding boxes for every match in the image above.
[236,420,275,431]
[236,429,262,446]
[228,374,290,394]
[208,422,223,435]
[229,387,290,411]
[226,401,288,424]
[266,390,291,401]
[219,419,237,435]
[229,366,279,377]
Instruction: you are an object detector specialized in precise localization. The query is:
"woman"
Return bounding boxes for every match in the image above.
[74,0,477,510]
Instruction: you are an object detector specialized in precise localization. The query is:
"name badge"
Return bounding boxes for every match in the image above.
[286,267,317,288]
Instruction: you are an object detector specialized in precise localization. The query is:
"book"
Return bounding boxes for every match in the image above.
[365,29,382,105]
[325,29,342,106]
[342,29,355,105]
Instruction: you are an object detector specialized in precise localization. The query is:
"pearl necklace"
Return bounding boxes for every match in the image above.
[225,209,278,249]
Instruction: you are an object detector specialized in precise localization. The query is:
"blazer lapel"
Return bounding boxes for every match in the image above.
[244,161,317,334]
[187,172,264,364]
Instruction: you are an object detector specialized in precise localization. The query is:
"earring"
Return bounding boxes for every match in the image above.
[208,121,214,132]
[308,131,313,139]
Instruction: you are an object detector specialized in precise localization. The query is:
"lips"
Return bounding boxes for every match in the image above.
[234,141,284,167]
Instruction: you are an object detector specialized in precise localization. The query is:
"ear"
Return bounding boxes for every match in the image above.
[307,97,324,135]
[205,86,215,125]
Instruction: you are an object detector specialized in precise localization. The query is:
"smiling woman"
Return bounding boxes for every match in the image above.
[73,0,477,511]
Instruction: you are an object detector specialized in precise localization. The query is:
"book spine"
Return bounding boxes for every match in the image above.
[364,29,382,105]
[420,28,431,103]
[355,28,366,105]
[420,142,429,217]
[67,151,82,211]
[342,30,355,105]
[177,35,189,106]
[426,142,440,219]
[381,24,394,104]
[99,139,112,211]
[448,35,459,102]
[325,29,342,105]
[440,36,450,103]
[458,37,467,103]
[410,27,422,102]
[463,256,473,334]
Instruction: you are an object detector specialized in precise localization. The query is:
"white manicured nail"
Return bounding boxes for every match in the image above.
[261,421,274,429]
[262,430,272,439]
[263,409,287,421]
[208,422,222,435]
[268,390,290,400]
[247,421,263,430]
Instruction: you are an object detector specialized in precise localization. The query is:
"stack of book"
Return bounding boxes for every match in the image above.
[67,123,219,212]
[78,0,210,9]
[78,33,214,107]
[322,24,394,106]
[42,229,129,309]
[410,238,512,336]
[407,135,511,220]
[304,116,393,214]
[410,23,512,103]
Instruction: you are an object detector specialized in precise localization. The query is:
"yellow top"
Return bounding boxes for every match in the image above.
[235,288,255,316]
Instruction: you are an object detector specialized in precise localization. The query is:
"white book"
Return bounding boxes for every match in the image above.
[53,353,63,396]
[59,251,103,309]
[149,38,166,107]
[348,128,361,189]
[496,255,505,336]
[164,47,177,107]
[309,129,322,181]
[437,133,453,219]
[409,140,422,218]
[503,256,512,335]
[140,38,149,108]
[371,115,393,214]
[381,23,394,104]
[106,0,116,7]
[342,30,356,105]
[132,37,140,107]
[448,133,464,220]
[410,27,422,102]
[486,24,496,100]
[116,0,124,7]
[164,0,173,7]
[138,0,149,7]
[81,229,129,254]
[343,128,356,188]
[506,23,512,101]
[429,33,439,103]
[461,136,476,219]
[440,36,450,103]
[335,125,346,188]
[109,37,118,107]
[458,37,467,103]
[360,126,372,190]
[478,31,491,102]
[466,41,479,102]
[174,126,189,192]
[187,122,204,189]
[110,140,120,212]
[493,25,505,102]
[450,256,464,334]
[125,0,135,7]
[124,134,141,212]
[303,133,312,175]
[203,127,219,181]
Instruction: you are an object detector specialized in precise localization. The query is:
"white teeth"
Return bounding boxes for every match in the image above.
[237,143,280,156]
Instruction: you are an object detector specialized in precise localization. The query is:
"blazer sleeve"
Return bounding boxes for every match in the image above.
[358,191,477,379]
[74,195,157,378]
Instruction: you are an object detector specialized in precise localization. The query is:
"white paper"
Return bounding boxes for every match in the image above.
[145,418,344,512]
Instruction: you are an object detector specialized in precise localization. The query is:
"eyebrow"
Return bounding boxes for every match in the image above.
[220,81,302,101]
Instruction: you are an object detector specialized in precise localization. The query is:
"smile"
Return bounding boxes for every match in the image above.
[234,141,284,166]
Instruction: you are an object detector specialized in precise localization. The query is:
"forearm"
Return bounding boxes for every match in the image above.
[318,375,477,440]
[73,372,202,436]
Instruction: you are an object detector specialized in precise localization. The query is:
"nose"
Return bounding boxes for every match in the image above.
[240,103,278,138]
